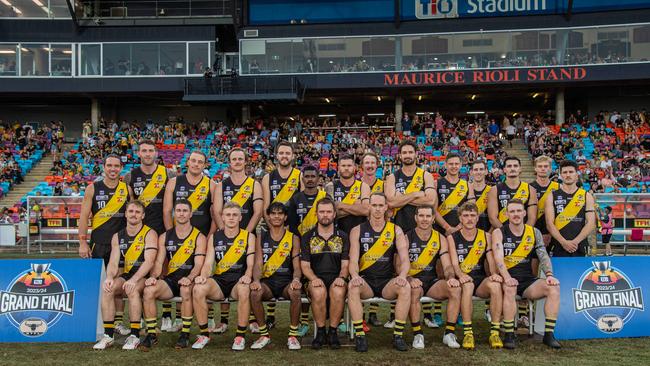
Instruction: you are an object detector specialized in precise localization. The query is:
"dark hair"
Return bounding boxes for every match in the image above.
[446,153,461,162]
[559,160,579,171]
[103,154,123,166]
[399,140,417,153]
[173,198,192,210]
[338,153,355,163]
[471,160,487,169]
[138,139,156,150]
[507,198,526,208]
[266,202,288,216]
[126,200,145,211]
[302,165,318,174]
[228,148,247,161]
[415,205,435,215]
[458,202,478,213]
[275,141,294,155]
[316,197,336,211]
[188,149,207,161]
[503,156,521,166]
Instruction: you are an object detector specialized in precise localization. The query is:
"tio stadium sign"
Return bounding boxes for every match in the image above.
[415,0,553,19]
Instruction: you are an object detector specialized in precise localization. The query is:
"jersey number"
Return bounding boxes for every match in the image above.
[97,200,106,209]
[134,187,144,196]
[363,243,369,252]
[215,251,224,260]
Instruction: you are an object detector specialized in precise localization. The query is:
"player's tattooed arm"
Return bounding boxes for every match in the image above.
[534,228,554,275]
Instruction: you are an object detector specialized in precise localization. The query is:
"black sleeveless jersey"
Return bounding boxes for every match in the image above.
[501,225,538,280]
[287,191,319,236]
[393,168,423,233]
[260,229,293,282]
[222,176,255,229]
[452,230,487,278]
[173,174,212,236]
[495,181,530,225]
[437,177,469,228]
[164,227,199,281]
[530,180,555,235]
[333,179,366,234]
[474,186,491,232]
[91,180,127,245]
[550,188,588,256]
[406,229,440,282]
[129,166,168,234]
[268,168,300,204]
[213,229,249,283]
[358,221,396,279]
[117,225,151,276]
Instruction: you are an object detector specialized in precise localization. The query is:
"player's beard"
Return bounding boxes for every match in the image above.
[318,218,333,227]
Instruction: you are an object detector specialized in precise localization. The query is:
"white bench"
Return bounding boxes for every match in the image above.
[345,296,534,340]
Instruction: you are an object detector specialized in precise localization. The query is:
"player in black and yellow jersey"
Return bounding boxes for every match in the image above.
[123,140,178,332]
[447,202,503,350]
[530,155,559,247]
[79,154,128,264]
[163,150,216,237]
[249,203,302,350]
[287,165,327,237]
[301,197,350,350]
[348,192,411,352]
[325,153,370,234]
[214,148,263,232]
[359,152,386,328]
[360,152,384,194]
[386,140,436,234]
[405,205,461,350]
[470,160,492,233]
[140,199,207,350]
[124,140,176,235]
[545,160,596,257]
[492,199,561,350]
[93,200,158,350]
[212,148,263,334]
[488,156,538,230]
[190,201,255,351]
[262,141,302,214]
[435,153,474,236]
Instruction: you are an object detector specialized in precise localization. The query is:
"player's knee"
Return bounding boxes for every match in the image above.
[330,286,346,301]
[238,284,250,300]
[410,288,423,302]
[488,281,501,295]
[250,288,263,302]
[312,287,326,302]
[180,286,192,301]
[449,286,461,299]
[288,288,301,301]
[503,285,516,297]
[547,284,560,299]
[397,284,411,300]
[192,284,206,298]
[462,282,475,293]
[143,286,155,300]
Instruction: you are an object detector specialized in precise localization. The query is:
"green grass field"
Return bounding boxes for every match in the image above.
[2,252,650,366]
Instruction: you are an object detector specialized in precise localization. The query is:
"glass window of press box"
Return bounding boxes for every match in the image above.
[0,41,214,76]
[0,0,230,18]
[239,23,650,74]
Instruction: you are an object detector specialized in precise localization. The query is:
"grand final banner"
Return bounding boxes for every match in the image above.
[0,259,104,342]
[534,257,647,340]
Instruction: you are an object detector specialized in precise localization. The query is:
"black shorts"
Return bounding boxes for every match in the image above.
[507,134,515,140]
[262,278,290,299]
[551,240,587,257]
[303,274,338,297]
[163,277,182,297]
[470,274,487,295]
[516,277,539,297]
[363,276,392,298]
[91,242,112,266]
[119,272,135,281]
[211,276,238,299]
[420,278,439,295]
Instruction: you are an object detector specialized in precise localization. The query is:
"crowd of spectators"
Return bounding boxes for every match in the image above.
[0,120,60,198]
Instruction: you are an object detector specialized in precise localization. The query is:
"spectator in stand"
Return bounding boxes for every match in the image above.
[402,112,412,137]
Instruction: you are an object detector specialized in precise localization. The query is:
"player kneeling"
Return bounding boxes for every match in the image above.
[405,205,461,350]
[447,202,503,350]
[140,200,207,350]
[191,202,255,350]
[492,199,561,349]
[249,203,303,350]
[94,201,159,350]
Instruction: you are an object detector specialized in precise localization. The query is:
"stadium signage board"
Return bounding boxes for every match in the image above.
[383,66,587,86]
[0,259,104,342]
[535,257,648,340]
[414,0,553,19]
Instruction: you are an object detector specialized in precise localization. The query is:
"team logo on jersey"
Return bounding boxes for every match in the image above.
[573,261,644,333]
[415,0,458,19]
[0,264,74,337]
